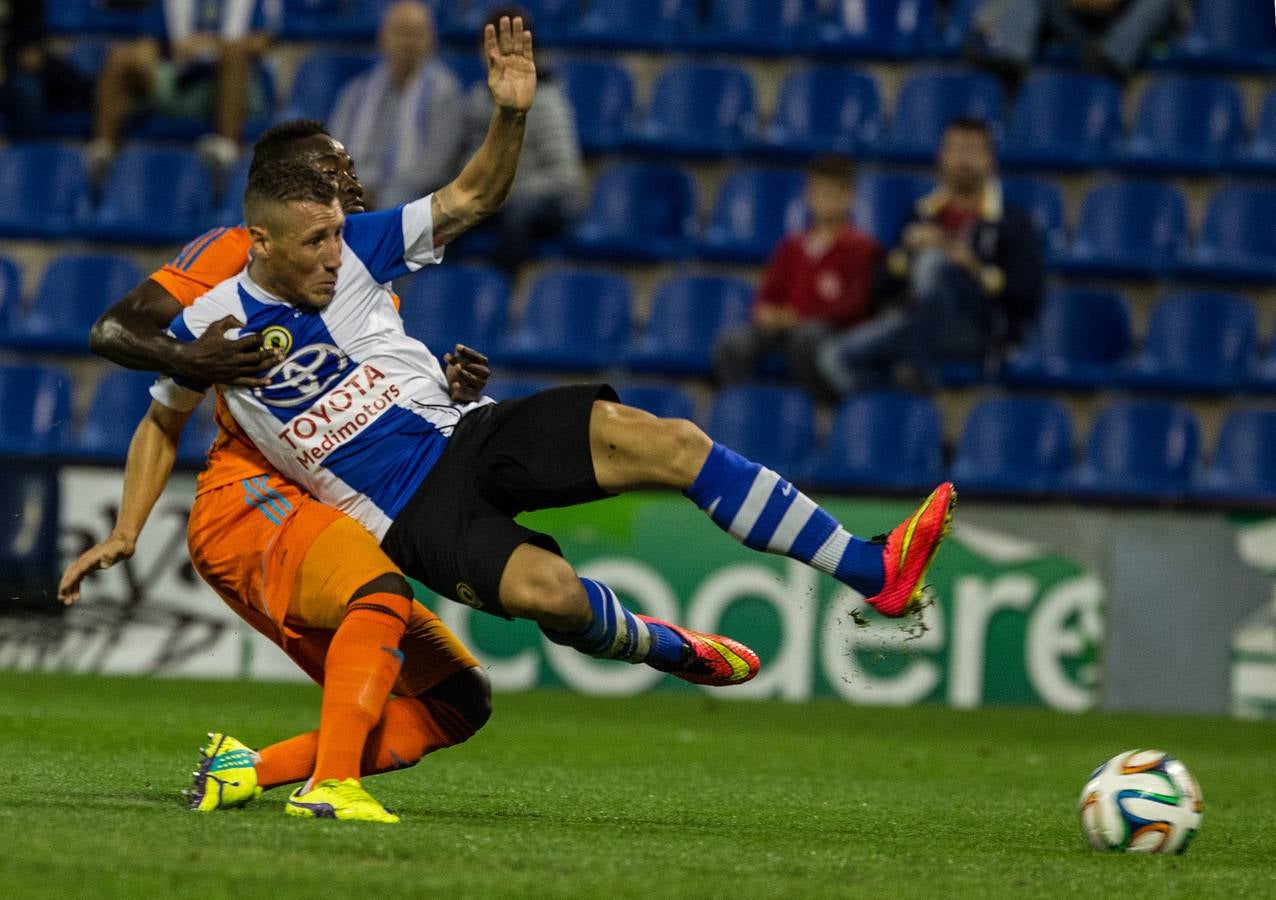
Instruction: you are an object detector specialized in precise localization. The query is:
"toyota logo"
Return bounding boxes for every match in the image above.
[254,343,351,408]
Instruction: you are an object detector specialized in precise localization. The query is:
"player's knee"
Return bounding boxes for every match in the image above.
[351,571,414,601]
[660,417,713,484]
[419,666,492,744]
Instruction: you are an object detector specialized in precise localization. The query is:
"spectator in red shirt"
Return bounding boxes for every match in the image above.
[714,156,882,396]
[816,118,1043,395]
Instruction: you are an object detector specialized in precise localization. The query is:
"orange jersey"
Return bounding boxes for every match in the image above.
[152,227,279,495]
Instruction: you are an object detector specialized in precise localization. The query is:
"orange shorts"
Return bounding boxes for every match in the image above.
[188,474,478,697]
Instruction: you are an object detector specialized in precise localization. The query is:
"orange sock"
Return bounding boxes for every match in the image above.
[255,696,476,789]
[311,591,410,784]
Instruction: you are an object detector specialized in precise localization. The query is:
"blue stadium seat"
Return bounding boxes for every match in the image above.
[75,370,156,461]
[1178,185,1276,284]
[1237,87,1276,175]
[566,164,697,262]
[1002,72,1121,169]
[88,147,214,244]
[1167,1,1276,72]
[569,0,696,50]
[1197,409,1276,503]
[280,0,386,40]
[396,264,511,356]
[951,396,1072,495]
[698,168,805,264]
[4,254,142,354]
[627,275,753,377]
[805,0,938,58]
[46,0,163,34]
[1119,76,1244,173]
[1124,292,1257,394]
[0,464,60,598]
[1054,180,1187,278]
[809,392,942,491]
[482,377,558,402]
[440,50,487,91]
[0,364,73,454]
[498,270,632,371]
[177,398,220,467]
[448,0,580,44]
[706,385,815,476]
[883,69,1003,163]
[279,52,377,122]
[0,255,20,336]
[935,0,981,56]
[1072,401,1199,500]
[1001,176,1066,258]
[628,62,756,157]
[1004,288,1132,390]
[852,172,932,246]
[691,0,808,54]
[610,382,697,421]
[753,66,882,158]
[0,143,91,238]
[556,58,634,154]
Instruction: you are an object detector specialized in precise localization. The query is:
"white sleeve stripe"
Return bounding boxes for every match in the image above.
[402,195,444,270]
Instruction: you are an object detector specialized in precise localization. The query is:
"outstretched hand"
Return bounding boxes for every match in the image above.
[485,15,536,112]
[58,533,136,606]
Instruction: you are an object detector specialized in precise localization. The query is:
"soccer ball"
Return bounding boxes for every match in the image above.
[1078,749,1203,854]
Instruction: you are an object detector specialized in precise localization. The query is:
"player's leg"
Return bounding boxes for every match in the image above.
[500,542,758,686]
[588,399,954,617]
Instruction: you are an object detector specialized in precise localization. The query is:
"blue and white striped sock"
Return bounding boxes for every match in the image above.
[542,578,687,668]
[685,442,885,596]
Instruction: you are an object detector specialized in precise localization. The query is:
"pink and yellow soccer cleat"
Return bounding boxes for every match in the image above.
[637,616,760,687]
[864,482,957,618]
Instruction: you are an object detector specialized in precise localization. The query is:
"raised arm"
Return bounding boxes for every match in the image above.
[430,15,536,247]
[58,400,194,605]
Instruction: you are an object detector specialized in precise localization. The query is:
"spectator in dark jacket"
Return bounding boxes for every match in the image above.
[715,155,882,396]
[816,118,1042,395]
[1,0,93,138]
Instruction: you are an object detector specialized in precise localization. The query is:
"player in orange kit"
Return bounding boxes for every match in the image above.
[59,20,544,823]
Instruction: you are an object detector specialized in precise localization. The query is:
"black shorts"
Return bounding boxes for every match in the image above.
[381,383,618,617]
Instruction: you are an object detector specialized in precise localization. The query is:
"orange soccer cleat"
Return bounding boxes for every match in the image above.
[864,482,957,618]
[637,616,760,687]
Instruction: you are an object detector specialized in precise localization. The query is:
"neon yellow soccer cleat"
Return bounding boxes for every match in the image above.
[186,732,262,812]
[285,778,400,824]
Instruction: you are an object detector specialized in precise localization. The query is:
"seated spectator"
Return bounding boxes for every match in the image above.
[329,0,464,209]
[715,156,881,397]
[1,0,93,138]
[816,119,1042,395]
[87,0,277,178]
[966,0,1181,82]
[461,4,583,270]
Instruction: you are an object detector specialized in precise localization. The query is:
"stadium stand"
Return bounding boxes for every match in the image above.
[74,369,157,461]
[0,364,73,454]
[13,0,1276,512]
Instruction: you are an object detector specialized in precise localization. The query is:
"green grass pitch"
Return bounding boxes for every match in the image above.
[0,671,1271,898]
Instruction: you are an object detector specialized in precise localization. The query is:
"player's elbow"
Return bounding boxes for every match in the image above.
[87,313,119,359]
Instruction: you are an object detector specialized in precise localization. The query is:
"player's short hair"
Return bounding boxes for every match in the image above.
[248,119,331,178]
[944,116,993,145]
[806,155,856,186]
[244,161,340,229]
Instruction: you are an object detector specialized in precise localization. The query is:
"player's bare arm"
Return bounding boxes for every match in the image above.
[89,279,281,386]
[431,16,535,247]
[58,400,193,605]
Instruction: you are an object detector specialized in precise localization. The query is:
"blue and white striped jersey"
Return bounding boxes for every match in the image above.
[151,195,491,540]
